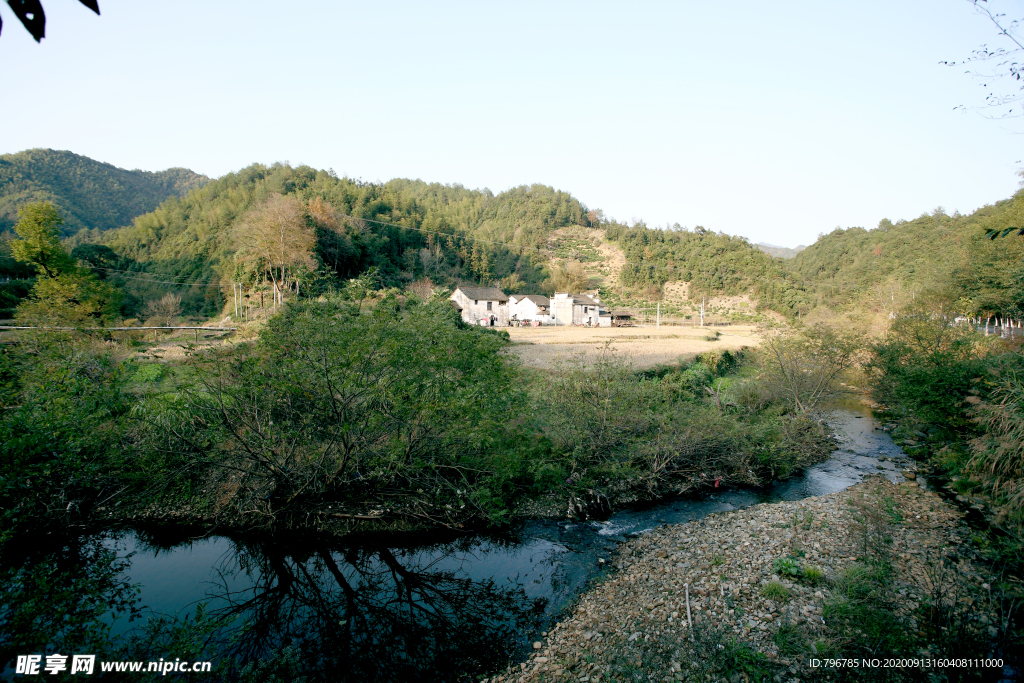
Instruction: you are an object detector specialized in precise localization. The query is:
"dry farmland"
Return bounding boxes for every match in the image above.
[505,324,759,369]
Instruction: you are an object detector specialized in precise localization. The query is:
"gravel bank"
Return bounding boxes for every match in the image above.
[490,476,1001,683]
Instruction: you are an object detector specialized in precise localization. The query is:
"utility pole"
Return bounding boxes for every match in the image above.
[700,297,705,327]
[657,302,660,328]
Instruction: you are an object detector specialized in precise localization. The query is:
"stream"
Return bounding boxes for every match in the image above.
[4,404,914,681]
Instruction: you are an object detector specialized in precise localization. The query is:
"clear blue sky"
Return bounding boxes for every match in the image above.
[2,0,1021,247]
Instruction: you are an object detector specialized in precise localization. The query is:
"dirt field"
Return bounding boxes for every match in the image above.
[505,324,759,369]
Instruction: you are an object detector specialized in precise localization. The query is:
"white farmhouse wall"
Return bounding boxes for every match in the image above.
[450,287,509,326]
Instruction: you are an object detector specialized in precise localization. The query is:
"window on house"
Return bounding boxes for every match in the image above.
[474,300,478,305]
[487,301,492,310]
[584,306,588,313]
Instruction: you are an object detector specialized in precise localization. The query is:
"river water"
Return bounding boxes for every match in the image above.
[5,404,913,681]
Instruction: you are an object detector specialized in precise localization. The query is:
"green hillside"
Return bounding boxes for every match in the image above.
[0,149,209,237]
[29,149,1023,325]
[72,164,583,317]
[85,160,822,320]
[788,194,1024,316]
[601,222,811,315]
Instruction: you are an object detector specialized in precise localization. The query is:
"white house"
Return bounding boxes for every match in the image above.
[508,294,551,323]
[450,286,509,326]
[550,293,609,326]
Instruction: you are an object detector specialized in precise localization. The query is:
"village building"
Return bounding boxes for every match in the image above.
[550,292,612,326]
[508,294,551,324]
[449,286,509,326]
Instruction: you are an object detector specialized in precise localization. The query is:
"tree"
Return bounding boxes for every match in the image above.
[144,292,182,323]
[868,293,987,428]
[10,202,74,277]
[162,295,521,524]
[945,0,1024,119]
[70,244,121,279]
[234,194,315,308]
[760,325,860,414]
[16,272,122,326]
[1,0,99,43]
[984,180,1024,239]
[9,202,121,326]
[551,261,589,293]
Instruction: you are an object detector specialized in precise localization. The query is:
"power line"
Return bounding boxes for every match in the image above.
[74,213,570,288]
[83,267,226,288]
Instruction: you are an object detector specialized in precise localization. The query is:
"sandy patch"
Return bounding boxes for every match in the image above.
[506,325,759,369]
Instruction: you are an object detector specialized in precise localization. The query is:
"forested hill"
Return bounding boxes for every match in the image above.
[601,223,811,315]
[787,194,1024,315]
[75,163,589,317]
[0,149,209,236]
[2,151,875,321]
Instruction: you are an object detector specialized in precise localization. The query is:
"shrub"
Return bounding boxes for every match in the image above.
[153,294,527,524]
[869,298,989,429]
[759,324,860,414]
[130,363,167,384]
[970,370,1024,524]
[773,557,800,578]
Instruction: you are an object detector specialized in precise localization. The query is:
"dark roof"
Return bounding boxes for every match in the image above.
[516,294,550,306]
[574,294,600,306]
[449,300,463,311]
[455,286,507,301]
[611,311,632,317]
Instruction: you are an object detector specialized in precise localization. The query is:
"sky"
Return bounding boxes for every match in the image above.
[1,0,1022,248]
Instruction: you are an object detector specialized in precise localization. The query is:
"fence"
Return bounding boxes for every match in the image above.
[0,326,237,342]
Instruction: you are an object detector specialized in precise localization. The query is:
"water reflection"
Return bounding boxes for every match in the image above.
[2,407,910,681]
[199,537,540,681]
[0,533,141,676]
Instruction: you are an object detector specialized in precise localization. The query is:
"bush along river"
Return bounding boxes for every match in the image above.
[2,404,916,682]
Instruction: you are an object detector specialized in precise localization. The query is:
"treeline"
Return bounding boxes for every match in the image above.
[788,193,1024,318]
[59,164,590,319]
[20,149,1024,325]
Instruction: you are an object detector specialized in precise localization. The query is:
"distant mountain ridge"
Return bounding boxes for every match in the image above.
[756,242,806,259]
[0,148,209,236]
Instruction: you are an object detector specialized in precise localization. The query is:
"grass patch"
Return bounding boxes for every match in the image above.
[952,478,980,494]
[772,622,807,656]
[760,580,790,601]
[602,623,777,683]
[793,509,814,530]
[802,566,825,585]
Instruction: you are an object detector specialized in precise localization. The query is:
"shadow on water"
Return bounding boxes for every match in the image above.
[1,406,915,682]
[201,536,540,681]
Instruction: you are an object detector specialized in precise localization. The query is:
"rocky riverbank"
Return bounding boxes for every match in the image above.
[490,476,1008,683]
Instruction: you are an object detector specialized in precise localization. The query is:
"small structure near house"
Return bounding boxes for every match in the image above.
[551,292,607,326]
[450,286,509,326]
[508,294,550,324]
[610,311,633,327]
